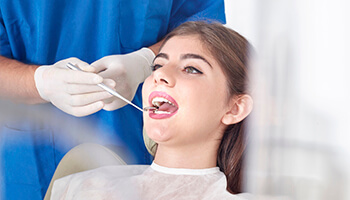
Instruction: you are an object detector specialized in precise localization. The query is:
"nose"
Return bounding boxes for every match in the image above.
[153,65,176,87]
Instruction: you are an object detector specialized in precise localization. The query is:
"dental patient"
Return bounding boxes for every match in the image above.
[51,21,253,200]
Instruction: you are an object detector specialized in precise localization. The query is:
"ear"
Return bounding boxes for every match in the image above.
[221,94,253,125]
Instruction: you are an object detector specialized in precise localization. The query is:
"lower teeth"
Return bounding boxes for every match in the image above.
[153,110,171,114]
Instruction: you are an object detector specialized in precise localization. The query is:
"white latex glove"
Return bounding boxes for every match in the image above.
[91,48,155,111]
[34,58,116,117]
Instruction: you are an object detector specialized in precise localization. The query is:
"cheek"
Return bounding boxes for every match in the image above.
[181,83,227,125]
[180,88,222,125]
[182,101,222,127]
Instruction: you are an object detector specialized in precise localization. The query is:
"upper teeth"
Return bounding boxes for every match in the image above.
[152,97,175,107]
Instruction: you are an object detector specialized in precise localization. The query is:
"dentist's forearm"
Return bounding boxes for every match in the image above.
[0,56,45,104]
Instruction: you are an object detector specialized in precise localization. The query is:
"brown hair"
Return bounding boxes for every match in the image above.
[162,21,251,194]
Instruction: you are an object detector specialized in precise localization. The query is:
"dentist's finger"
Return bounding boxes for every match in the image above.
[65,79,116,94]
[57,69,103,84]
[67,101,105,117]
[66,91,113,107]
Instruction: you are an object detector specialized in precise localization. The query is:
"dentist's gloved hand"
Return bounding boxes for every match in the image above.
[34,58,116,117]
[91,48,155,111]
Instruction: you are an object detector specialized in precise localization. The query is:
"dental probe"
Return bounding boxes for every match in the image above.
[66,63,157,112]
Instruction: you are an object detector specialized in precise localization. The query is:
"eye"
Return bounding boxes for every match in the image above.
[184,66,203,74]
[151,64,162,71]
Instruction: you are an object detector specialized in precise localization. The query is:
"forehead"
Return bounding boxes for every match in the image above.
[160,35,209,55]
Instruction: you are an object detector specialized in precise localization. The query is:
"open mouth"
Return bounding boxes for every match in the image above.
[148,91,179,115]
[152,97,178,114]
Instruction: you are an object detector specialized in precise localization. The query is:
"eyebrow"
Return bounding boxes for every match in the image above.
[181,53,212,69]
[154,53,213,69]
[154,53,168,61]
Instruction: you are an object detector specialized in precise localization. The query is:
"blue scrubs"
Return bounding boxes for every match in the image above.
[0,0,225,199]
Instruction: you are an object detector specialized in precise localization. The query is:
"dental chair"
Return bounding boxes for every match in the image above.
[44,129,157,200]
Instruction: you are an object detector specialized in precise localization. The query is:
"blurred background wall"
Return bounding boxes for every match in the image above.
[224,0,350,199]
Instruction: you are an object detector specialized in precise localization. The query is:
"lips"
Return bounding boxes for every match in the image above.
[148,91,178,119]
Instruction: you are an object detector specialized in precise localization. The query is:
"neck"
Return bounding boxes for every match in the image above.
[153,141,219,169]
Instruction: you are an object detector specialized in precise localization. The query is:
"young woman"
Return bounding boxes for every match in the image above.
[51,21,253,200]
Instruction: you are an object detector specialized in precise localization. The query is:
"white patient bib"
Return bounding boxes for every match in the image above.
[51,163,248,200]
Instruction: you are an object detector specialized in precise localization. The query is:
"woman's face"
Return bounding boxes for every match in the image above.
[142,35,231,147]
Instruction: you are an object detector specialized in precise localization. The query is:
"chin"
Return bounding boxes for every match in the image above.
[146,128,172,143]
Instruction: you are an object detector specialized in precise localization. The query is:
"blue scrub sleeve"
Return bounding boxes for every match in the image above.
[168,0,226,32]
[0,9,12,58]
